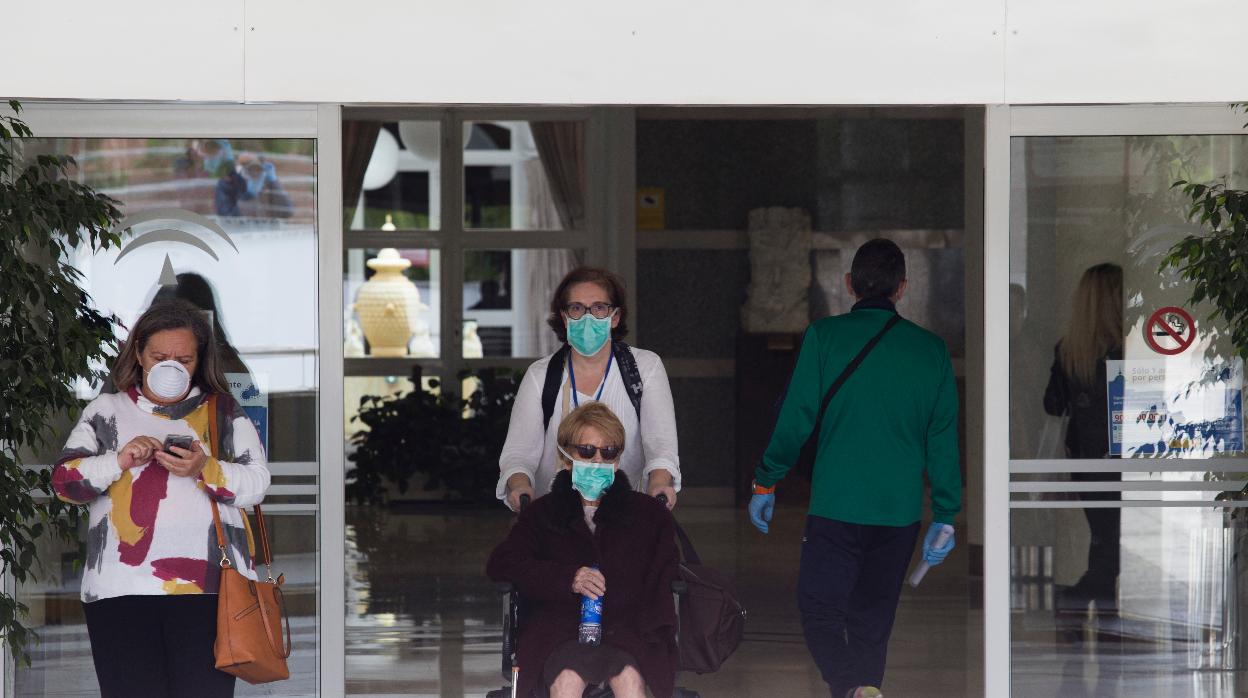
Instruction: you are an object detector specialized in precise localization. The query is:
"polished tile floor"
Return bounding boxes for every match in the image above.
[344,503,983,698]
[19,503,1248,696]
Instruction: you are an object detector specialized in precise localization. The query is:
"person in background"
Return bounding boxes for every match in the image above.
[52,299,270,698]
[176,138,234,178]
[153,271,250,377]
[748,239,961,698]
[1043,262,1124,618]
[497,267,681,510]
[215,152,293,218]
[487,402,680,698]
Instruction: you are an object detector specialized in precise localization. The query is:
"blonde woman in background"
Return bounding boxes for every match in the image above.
[1043,262,1124,620]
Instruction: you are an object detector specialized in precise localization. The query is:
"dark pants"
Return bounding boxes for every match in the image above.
[83,594,235,698]
[797,515,920,697]
[1070,471,1121,607]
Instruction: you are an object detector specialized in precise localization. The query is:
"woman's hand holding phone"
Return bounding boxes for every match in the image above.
[154,438,208,479]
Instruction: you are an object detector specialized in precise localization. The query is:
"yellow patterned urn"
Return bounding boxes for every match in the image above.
[354,248,423,357]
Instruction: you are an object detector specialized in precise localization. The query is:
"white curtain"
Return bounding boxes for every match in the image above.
[524,158,577,354]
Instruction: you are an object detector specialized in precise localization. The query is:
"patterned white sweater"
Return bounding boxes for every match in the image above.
[53,388,270,602]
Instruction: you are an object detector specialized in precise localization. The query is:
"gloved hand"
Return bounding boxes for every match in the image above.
[262,161,278,184]
[922,523,956,566]
[748,492,775,534]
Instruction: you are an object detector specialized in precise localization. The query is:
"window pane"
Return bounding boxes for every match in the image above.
[1009,132,1248,698]
[463,249,581,357]
[463,120,586,231]
[1009,135,1248,461]
[345,248,441,358]
[13,136,320,696]
[346,121,441,231]
[1011,505,1244,695]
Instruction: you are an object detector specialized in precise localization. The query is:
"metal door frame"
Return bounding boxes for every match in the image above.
[983,102,1248,698]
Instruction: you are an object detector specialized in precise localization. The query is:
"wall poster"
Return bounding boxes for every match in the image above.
[1107,359,1243,458]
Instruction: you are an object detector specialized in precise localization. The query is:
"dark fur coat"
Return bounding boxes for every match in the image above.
[486,470,680,698]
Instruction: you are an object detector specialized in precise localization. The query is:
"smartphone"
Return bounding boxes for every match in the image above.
[163,434,193,455]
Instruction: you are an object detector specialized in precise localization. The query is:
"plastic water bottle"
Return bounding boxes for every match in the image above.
[578,568,603,646]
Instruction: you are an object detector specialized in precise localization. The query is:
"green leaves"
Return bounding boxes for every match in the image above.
[1160,176,1248,360]
[345,367,520,506]
[1,101,117,664]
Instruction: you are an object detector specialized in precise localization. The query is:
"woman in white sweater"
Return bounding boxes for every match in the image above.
[498,267,682,511]
[52,298,269,698]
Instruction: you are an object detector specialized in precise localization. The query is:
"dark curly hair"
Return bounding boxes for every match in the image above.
[546,267,629,344]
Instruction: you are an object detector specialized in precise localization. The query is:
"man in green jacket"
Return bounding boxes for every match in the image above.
[748,239,961,698]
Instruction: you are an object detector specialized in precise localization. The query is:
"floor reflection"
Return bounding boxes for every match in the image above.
[345,504,981,697]
[1011,611,1248,698]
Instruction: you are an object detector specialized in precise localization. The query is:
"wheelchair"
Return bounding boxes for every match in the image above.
[486,495,700,698]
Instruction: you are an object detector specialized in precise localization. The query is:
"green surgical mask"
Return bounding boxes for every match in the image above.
[566,312,613,357]
[562,448,617,501]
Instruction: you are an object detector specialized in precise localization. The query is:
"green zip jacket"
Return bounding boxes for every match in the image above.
[754,304,961,526]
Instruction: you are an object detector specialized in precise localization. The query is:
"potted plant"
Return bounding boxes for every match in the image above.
[1159,104,1248,359]
[346,366,521,506]
[1,101,124,663]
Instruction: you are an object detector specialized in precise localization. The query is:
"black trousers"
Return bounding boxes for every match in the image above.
[83,594,235,698]
[1071,472,1122,605]
[797,515,920,697]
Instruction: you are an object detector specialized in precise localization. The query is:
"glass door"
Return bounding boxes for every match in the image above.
[1,104,330,697]
[993,105,1248,698]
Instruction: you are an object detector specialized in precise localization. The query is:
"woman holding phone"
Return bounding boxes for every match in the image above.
[52,298,271,698]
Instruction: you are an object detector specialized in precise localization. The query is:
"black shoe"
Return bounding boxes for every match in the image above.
[1055,584,1091,616]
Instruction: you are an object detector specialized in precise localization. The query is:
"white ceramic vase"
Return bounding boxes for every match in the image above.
[355,248,422,357]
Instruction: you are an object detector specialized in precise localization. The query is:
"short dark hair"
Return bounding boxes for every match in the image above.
[849,239,906,300]
[547,267,629,344]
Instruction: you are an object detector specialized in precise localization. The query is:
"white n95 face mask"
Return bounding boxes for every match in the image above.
[144,360,191,401]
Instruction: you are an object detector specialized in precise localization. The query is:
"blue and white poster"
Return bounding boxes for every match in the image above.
[1107,359,1243,458]
[226,372,268,454]
[1107,365,1125,456]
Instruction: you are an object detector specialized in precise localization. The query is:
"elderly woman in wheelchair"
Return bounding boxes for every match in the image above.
[487,402,681,698]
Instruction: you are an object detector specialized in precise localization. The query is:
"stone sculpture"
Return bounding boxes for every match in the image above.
[741,207,812,333]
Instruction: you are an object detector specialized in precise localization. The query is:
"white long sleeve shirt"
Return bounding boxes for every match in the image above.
[53,388,270,602]
[496,345,681,505]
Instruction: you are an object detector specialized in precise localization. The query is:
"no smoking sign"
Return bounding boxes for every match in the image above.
[1145,306,1196,355]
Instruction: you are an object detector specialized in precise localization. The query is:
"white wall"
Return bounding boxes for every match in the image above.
[4,0,246,101]
[6,0,1246,104]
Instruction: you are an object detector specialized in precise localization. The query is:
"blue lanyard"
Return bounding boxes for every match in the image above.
[568,351,613,407]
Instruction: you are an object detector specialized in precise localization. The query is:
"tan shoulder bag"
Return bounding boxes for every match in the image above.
[206,395,291,684]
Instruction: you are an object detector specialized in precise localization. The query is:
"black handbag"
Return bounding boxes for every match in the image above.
[673,522,746,674]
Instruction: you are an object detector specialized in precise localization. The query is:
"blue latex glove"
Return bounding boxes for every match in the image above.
[922,523,956,566]
[748,493,775,534]
[262,161,278,184]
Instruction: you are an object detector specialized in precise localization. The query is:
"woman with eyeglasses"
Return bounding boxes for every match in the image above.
[488,402,680,698]
[497,267,681,511]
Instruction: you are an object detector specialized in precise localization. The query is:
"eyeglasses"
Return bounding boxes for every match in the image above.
[564,302,615,320]
[566,443,622,461]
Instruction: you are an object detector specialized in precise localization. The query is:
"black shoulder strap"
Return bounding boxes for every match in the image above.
[809,314,902,439]
[541,345,571,432]
[672,519,701,566]
[543,343,645,432]
[612,342,644,421]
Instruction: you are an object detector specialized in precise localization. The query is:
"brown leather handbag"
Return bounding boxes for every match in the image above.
[205,394,291,684]
[210,500,291,683]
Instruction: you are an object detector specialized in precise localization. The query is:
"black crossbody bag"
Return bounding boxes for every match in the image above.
[793,314,901,479]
